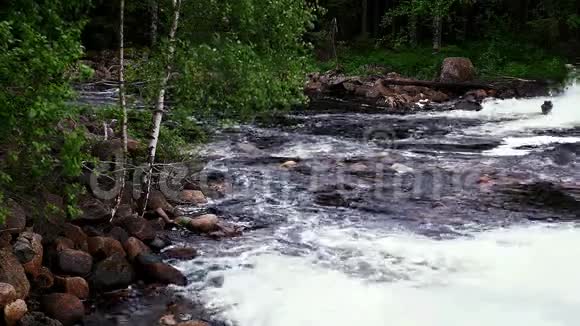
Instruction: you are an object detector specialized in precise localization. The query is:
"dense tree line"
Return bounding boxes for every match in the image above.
[319,0,580,52]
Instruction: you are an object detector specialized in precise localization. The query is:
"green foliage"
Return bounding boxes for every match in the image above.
[134,0,317,124]
[0,0,91,216]
[316,39,567,81]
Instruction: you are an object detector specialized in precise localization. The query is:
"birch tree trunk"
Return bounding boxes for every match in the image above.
[112,0,128,219]
[432,14,442,52]
[140,0,182,215]
[150,0,159,46]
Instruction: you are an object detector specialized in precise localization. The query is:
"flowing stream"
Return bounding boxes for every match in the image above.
[170,81,580,326]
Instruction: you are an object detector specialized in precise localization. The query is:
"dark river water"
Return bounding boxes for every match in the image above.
[161,81,580,326]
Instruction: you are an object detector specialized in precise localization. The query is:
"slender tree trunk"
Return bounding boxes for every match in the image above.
[409,0,417,46]
[432,14,442,52]
[361,0,369,40]
[150,0,159,46]
[140,0,182,215]
[112,0,128,219]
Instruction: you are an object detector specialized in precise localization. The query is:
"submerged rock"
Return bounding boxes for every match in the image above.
[163,247,198,260]
[135,254,187,286]
[91,254,135,290]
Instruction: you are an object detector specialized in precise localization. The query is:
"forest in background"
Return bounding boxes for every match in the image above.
[1,0,580,220]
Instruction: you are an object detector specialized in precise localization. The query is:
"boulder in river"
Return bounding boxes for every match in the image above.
[0,248,30,299]
[41,293,85,326]
[439,57,476,83]
[179,190,208,205]
[163,247,198,260]
[123,237,151,261]
[91,253,135,290]
[135,254,187,286]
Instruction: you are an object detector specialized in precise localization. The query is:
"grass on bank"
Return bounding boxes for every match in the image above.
[314,40,568,82]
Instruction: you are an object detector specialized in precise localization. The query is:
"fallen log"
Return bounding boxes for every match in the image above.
[380,78,496,91]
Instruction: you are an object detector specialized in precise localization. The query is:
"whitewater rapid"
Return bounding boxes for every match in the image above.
[178,82,580,326]
[191,224,580,326]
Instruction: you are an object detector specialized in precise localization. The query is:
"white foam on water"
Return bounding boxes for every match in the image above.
[465,83,580,135]
[416,83,580,136]
[484,135,580,156]
[195,224,580,326]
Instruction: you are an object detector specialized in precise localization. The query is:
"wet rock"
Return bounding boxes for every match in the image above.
[1,199,26,234]
[122,216,156,242]
[179,190,207,205]
[455,99,482,111]
[0,283,17,308]
[62,223,88,251]
[57,249,93,276]
[135,254,187,286]
[314,191,349,207]
[391,163,414,174]
[0,248,30,299]
[207,275,224,288]
[177,321,209,326]
[465,89,488,101]
[149,218,167,232]
[163,247,198,260]
[4,299,27,326]
[41,293,85,326]
[280,160,298,169]
[20,312,63,326]
[55,276,89,300]
[109,226,129,244]
[13,232,42,269]
[91,254,134,290]
[209,223,242,239]
[147,190,177,219]
[88,236,125,260]
[160,314,178,326]
[188,214,220,233]
[123,237,151,261]
[439,57,476,83]
[149,237,168,251]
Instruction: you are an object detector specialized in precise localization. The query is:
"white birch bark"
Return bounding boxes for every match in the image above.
[112,0,128,219]
[140,0,182,215]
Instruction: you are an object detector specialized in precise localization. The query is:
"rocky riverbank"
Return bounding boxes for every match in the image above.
[0,118,242,326]
[305,57,553,114]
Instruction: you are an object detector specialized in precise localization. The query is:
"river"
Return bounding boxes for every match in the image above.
[167,80,580,326]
